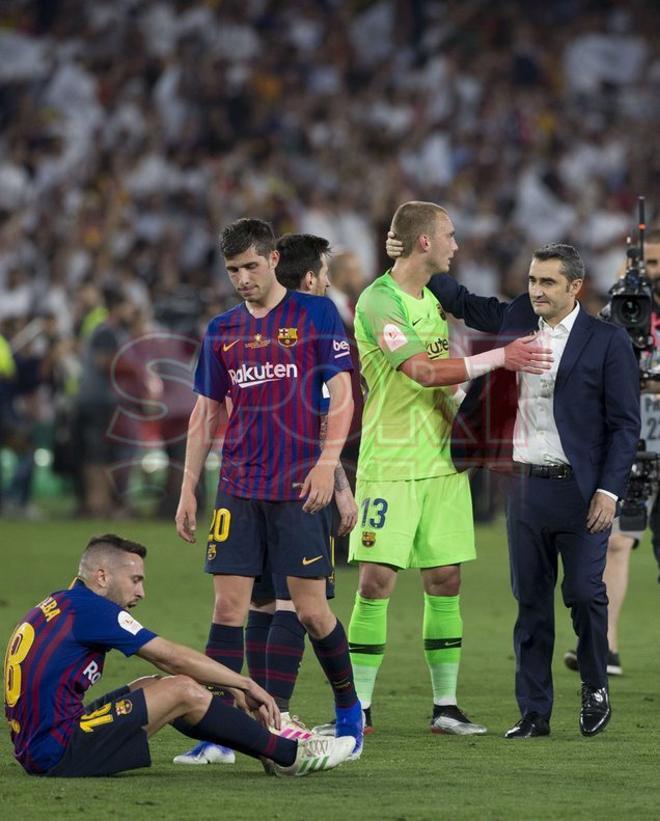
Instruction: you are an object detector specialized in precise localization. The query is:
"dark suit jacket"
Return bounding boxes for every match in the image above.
[427,275,641,504]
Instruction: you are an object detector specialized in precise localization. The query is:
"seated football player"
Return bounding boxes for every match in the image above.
[3,533,354,778]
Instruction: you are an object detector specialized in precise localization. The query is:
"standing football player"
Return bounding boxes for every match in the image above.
[314,201,552,737]
[173,219,363,763]
[242,233,358,741]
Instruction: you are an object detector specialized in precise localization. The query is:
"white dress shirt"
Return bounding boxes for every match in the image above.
[512,302,616,501]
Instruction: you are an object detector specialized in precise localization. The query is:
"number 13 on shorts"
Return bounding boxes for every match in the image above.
[360,497,389,529]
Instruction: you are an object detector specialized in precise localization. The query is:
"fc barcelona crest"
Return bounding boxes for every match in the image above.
[278,327,299,348]
[115,699,133,716]
[362,531,376,547]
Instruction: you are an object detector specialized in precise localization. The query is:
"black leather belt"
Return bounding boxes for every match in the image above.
[513,462,573,479]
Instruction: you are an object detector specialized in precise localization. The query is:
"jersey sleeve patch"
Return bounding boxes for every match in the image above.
[356,281,427,369]
[72,591,157,657]
[118,610,145,636]
[382,323,408,352]
[332,338,351,358]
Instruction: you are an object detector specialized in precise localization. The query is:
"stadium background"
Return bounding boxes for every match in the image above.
[1,1,659,818]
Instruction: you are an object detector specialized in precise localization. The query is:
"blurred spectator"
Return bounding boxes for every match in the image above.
[0,313,60,518]
[0,330,17,512]
[327,251,368,328]
[74,285,139,517]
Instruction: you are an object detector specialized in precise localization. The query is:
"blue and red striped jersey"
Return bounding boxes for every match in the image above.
[4,580,156,774]
[194,291,353,500]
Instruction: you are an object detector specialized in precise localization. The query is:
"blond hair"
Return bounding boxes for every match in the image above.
[391,201,449,257]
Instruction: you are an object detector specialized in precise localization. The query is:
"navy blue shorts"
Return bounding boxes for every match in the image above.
[252,536,336,602]
[47,688,150,778]
[205,488,333,580]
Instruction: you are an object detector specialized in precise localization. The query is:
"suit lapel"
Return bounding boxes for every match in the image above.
[554,308,593,391]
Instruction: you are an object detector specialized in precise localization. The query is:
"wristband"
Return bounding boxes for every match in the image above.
[464,347,506,379]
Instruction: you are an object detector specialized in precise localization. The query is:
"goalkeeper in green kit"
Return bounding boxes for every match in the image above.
[311,201,553,737]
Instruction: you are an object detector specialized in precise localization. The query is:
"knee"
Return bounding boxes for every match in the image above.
[424,568,461,598]
[425,577,460,597]
[358,578,391,599]
[562,579,606,608]
[607,533,634,557]
[166,675,208,710]
[295,603,333,638]
[213,594,247,625]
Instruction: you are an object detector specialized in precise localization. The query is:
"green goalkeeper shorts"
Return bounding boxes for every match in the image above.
[349,473,476,569]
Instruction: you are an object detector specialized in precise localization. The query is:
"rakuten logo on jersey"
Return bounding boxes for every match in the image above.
[229,362,299,388]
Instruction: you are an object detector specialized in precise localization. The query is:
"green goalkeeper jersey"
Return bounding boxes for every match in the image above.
[354,271,459,481]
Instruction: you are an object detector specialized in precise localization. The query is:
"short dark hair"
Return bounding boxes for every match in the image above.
[276,233,331,289]
[84,533,147,559]
[532,243,585,282]
[391,201,449,257]
[220,218,276,259]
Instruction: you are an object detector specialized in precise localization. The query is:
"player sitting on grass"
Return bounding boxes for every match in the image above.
[3,534,354,778]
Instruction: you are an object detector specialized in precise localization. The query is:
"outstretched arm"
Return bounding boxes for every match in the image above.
[385,231,508,333]
[427,274,508,335]
[399,334,552,388]
[138,636,280,727]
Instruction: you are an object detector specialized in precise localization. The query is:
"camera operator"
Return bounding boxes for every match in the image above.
[565,227,660,676]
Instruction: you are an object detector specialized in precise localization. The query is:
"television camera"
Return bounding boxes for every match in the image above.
[601,197,660,538]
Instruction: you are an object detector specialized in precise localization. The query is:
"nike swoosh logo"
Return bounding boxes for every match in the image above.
[222,340,240,351]
[412,318,423,326]
[444,640,462,647]
[302,555,323,566]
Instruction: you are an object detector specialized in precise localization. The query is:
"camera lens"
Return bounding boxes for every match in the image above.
[621,299,641,323]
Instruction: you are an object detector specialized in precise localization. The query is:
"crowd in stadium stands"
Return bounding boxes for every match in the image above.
[0,0,659,517]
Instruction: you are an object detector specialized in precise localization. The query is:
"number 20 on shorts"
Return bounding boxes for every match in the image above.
[360,497,388,529]
[210,508,232,542]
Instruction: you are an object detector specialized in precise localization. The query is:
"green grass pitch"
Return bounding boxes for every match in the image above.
[1,517,658,820]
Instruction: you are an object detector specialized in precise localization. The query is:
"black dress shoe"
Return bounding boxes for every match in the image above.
[579,685,611,737]
[504,713,550,739]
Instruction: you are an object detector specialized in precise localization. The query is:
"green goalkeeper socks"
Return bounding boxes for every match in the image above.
[348,593,389,709]
[423,593,462,706]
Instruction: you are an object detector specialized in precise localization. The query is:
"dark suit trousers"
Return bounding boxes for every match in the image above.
[505,474,609,719]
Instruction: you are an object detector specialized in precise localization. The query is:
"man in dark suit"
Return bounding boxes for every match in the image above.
[386,234,640,738]
[427,243,640,738]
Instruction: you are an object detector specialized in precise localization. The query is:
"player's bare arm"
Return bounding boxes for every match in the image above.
[383,231,552,383]
[137,636,280,729]
[398,334,552,388]
[319,414,358,535]
[301,371,354,514]
[175,395,227,543]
